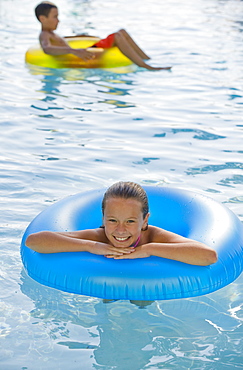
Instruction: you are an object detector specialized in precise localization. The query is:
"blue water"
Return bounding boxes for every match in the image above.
[1,0,243,368]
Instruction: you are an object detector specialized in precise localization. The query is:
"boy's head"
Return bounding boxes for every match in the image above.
[35,2,57,22]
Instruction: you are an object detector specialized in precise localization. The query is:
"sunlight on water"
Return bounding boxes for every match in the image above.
[0,0,243,368]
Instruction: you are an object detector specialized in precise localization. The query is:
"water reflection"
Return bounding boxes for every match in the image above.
[27,64,137,111]
[186,162,243,175]
[27,64,136,85]
[20,270,242,369]
[154,129,226,141]
[98,99,135,108]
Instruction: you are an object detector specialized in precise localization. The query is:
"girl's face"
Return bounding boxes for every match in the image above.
[103,197,149,248]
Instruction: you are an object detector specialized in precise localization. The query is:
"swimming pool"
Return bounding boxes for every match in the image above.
[1,0,242,368]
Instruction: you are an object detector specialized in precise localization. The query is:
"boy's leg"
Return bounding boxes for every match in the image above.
[113,30,163,70]
[116,29,150,60]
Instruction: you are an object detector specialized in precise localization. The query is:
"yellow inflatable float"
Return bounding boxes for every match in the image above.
[25,36,133,69]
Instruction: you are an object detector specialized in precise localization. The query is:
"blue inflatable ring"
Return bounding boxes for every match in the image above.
[21,187,243,300]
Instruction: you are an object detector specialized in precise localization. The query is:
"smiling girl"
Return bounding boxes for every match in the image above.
[26,182,217,266]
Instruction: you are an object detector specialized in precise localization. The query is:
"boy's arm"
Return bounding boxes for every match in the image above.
[40,32,94,60]
[40,32,72,55]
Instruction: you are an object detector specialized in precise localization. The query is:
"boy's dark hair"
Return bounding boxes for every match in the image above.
[102,181,149,219]
[35,2,57,21]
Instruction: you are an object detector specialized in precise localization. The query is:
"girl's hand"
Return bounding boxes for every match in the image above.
[90,242,135,257]
[107,245,150,259]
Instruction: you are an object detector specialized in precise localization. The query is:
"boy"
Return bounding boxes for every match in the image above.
[35,2,171,71]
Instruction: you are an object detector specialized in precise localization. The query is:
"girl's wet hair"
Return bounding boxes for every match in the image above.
[35,2,57,21]
[102,182,149,219]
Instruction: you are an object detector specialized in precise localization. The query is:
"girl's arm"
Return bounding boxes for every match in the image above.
[25,230,134,256]
[110,227,218,266]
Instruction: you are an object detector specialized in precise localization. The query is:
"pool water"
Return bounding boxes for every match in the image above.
[1,0,243,368]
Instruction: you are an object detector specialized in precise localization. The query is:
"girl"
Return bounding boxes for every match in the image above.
[26,182,217,266]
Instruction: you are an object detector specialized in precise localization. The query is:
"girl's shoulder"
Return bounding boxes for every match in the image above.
[147,225,186,243]
[147,225,164,240]
[68,227,107,242]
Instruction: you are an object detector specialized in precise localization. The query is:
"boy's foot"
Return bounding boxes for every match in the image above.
[144,64,172,71]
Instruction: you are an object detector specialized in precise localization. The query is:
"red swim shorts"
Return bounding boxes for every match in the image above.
[92,33,115,49]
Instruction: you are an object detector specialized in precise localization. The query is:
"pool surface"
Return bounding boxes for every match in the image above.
[1,0,243,369]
